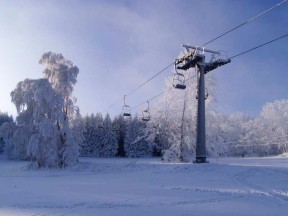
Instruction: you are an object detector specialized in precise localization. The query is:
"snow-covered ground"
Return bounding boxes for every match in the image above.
[1,155,288,216]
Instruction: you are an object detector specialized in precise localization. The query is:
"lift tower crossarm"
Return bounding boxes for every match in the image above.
[182,44,221,54]
[205,59,231,73]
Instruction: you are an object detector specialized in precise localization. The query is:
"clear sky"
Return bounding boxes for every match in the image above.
[0,0,287,118]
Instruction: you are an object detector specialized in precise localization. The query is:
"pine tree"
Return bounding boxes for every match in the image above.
[125,116,152,158]
[113,115,126,157]
[0,112,13,153]
[99,114,118,157]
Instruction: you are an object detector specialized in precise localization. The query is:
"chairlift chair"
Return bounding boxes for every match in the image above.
[122,95,131,117]
[142,101,151,121]
[172,63,186,90]
[142,110,150,121]
[173,74,186,90]
[122,105,131,117]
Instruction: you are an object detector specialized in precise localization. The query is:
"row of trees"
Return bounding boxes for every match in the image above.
[80,113,152,158]
[0,51,287,167]
[78,68,288,162]
[147,70,288,162]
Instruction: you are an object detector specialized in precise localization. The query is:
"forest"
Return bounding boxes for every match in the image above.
[0,52,287,168]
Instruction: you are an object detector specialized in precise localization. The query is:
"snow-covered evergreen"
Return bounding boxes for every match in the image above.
[99,114,118,157]
[124,116,152,158]
[80,113,118,157]
[0,112,13,153]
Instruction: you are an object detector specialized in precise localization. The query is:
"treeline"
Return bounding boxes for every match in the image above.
[1,98,288,165]
[0,51,287,168]
[79,113,156,158]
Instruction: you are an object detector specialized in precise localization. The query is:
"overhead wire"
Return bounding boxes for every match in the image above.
[102,62,174,112]
[230,33,288,59]
[102,0,287,113]
[131,74,197,111]
[131,33,288,114]
[202,0,288,46]
[131,89,170,111]
[126,62,174,96]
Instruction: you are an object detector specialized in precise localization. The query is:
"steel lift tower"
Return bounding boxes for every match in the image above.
[175,45,231,163]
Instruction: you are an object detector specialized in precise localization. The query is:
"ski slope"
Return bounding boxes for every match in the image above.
[1,155,288,216]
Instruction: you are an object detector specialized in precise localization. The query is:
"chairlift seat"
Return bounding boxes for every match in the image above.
[142,111,150,121]
[122,104,131,117]
[142,116,150,121]
[174,83,186,90]
[173,74,186,90]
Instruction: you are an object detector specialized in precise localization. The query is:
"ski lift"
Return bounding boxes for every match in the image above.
[172,62,186,90]
[142,101,151,121]
[207,51,231,73]
[122,95,131,117]
[176,49,205,71]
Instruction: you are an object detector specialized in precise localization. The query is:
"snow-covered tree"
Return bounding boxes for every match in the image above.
[0,122,17,158]
[112,114,126,157]
[0,112,13,126]
[0,112,13,153]
[39,52,79,123]
[99,114,118,157]
[260,99,288,153]
[9,78,76,167]
[92,113,105,156]
[125,116,152,158]
[206,111,250,157]
[6,52,80,168]
[233,99,288,157]
[80,113,109,157]
[81,114,96,156]
[149,65,217,162]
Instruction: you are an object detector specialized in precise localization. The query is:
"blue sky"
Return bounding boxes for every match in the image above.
[0,0,287,118]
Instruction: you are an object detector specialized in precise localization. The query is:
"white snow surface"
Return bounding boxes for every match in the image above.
[1,154,288,216]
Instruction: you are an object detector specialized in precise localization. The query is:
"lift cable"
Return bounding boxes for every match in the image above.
[131,89,170,111]
[126,62,174,96]
[126,0,287,100]
[102,62,174,112]
[202,0,287,46]
[131,74,197,111]
[102,0,287,113]
[230,33,288,59]
[131,33,288,114]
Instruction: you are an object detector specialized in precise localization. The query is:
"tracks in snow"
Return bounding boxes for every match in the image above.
[233,168,288,207]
